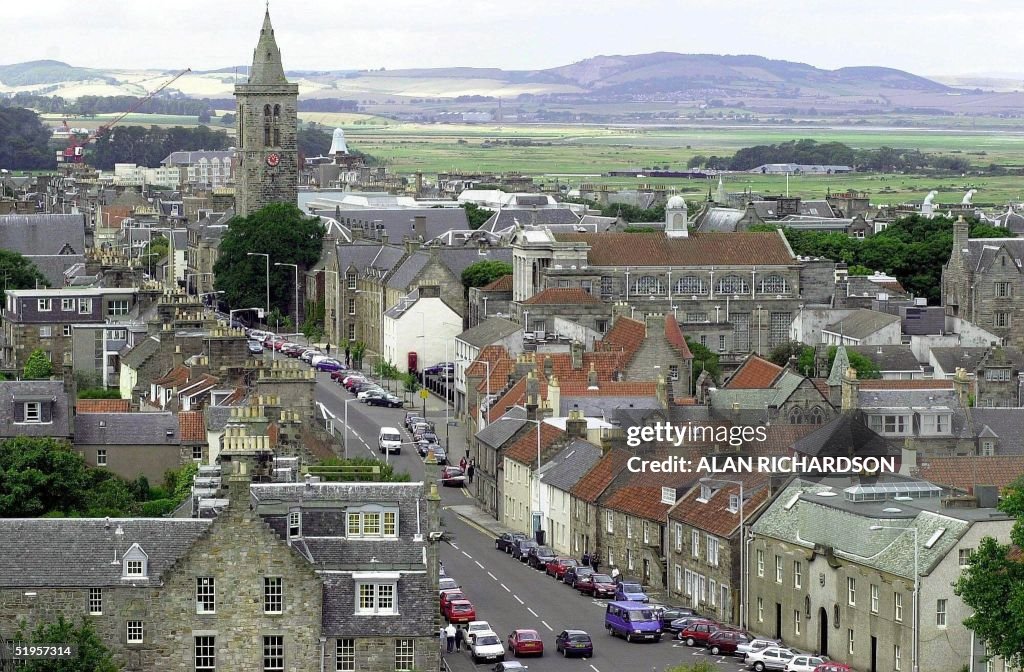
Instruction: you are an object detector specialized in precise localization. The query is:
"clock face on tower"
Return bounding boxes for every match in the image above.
[266,153,281,167]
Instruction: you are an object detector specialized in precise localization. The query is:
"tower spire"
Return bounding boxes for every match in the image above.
[249,7,288,85]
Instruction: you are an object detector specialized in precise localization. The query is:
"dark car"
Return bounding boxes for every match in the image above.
[247,340,264,354]
[659,607,702,631]
[405,412,425,429]
[545,557,578,579]
[578,573,616,597]
[314,358,344,372]
[366,393,403,408]
[554,630,593,658]
[440,466,465,487]
[512,540,538,562]
[415,431,439,448]
[706,629,750,656]
[563,565,594,587]
[495,532,528,553]
[527,545,557,570]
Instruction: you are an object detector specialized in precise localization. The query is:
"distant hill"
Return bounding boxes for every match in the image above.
[0,60,115,86]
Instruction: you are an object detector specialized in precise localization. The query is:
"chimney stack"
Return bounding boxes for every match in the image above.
[526,370,540,406]
[571,341,584,370]
[566,407,587,439]
[587,362,599,390]
[414,216,427,241]
[656,374,668,409]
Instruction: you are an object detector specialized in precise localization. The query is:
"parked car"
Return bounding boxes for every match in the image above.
[247,340,264,354]
[678,621,722,647]
[359,387,387,401]
[659,607,701,631]
[299,349,321,363]
[507,629,544,657]
[366,393,403,408]
[469,631,505,664]
[745,646,798,672]
[563,565,594,587]
[491,663,527,672]
[495,532,528,553]
[465,620,492,645]
[736,638,782,659]
[578,573,616,597]
[444,599,477,624]
[554,630,593,658]
[424,362,453,376]
[438,577,459,593]
[314,358,344,372]
[706,629,751,655]
[527,546,557,570]
[426,445,447,465]
[614,581,649,603]
[604,601,662,642]
[415,431,439,448]
[411,419,435,433]
[511,539,538,562]
[812,664,853,672]
[441,466,465,487]
[439,589,465,614]
[785,656,827,672]
[545,557,578,579]
[404,412,425,429]
[670,616,717,633]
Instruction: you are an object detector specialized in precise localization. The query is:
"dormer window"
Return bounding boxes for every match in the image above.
[347,505,399,538]
[728,494,740,513]
[698,484,713,502]
[288,510,301,538]
[121,543,149,579]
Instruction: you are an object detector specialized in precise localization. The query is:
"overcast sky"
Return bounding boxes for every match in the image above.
[5,0,1022,78]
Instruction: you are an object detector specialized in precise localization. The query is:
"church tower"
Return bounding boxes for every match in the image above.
[234,9,298,217]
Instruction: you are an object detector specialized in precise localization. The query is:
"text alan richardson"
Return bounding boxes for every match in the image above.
[626,455,898,474]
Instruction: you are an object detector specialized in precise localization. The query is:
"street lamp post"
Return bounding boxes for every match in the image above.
[870,525,919,672]
[700,477,746,628]
[275,262,299,333]
[248,253,270,322]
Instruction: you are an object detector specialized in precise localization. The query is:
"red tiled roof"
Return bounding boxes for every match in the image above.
[878,280,906,293]
[522,287,603,306]
[810,378,831,399]
[570,448,632,503]
[76,398,130,413]
[674,397,699,405]
[726,355,784,389]
[664,315,693,360]
[178,410,206,442]
[504,422,566,465]
[858,379,954,390]
[599,317,646,363]
[552,231,795,266]
[488,377,528,423]
[917,456,1024,493]
[468,345,516,394]
[557,381,657,396]
[669,481,770,537]
[153,365,190,387]
[601,455,703,521]
[480,274,513,292]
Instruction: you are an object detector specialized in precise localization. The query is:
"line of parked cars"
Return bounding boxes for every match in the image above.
[248,330,347,373]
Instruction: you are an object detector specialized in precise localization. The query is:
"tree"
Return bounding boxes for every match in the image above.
[461,260,513,296]
[315,457,410,482]
[767,341,809,368]
[23,348,54,379]
[15,615,118,672]
[686,337,721,389]
[955,477,1024,668]
[826,345,881,379]
[350,340,366,369]
[77,388,122,399]
[213,204,326,320]
[0,106,54,169]
[0,437,90,516]
[220,112,236,126]
[460,202,492,230]
[0,249,49,302]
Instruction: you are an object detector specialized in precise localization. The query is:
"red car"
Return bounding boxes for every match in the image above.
[507,629,544,657]
[444,599,476,623]
[439,589,465,614]
[705,629,750,655]
[545,557,578,579]
[678,620,723,647]
[578,573,616,597]
[813,665,853,672]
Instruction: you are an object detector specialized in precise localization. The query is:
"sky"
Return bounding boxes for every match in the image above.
[5,0,1023,78]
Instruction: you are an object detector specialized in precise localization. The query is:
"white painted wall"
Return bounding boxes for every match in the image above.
[382,297,462,373]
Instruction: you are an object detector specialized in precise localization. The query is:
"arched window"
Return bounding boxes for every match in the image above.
[789,407,804,424]
[717,275,749,294]
[264,125,271,146]
[633,275,663,295]
[264,104,272,117]
[273,128,280,147]
[674,276,707,295]
[809,406,825,425]
[760,274,788,294]
[273,104,281,118]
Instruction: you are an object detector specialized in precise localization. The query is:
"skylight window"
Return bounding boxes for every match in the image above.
[924,528,946,549]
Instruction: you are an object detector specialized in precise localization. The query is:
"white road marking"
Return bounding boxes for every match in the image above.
[501,584,510,592]
[487,572,497,580]
[527,607,538,617]
[475,561,484,569]
[351,431,360,438]
[450,543,459,550]
[541,620,553,631]
[589,665,601,672]
[514,595,524,605]
[461,551,471,558]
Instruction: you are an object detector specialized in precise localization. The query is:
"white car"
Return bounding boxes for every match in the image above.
[439,577,458,594]
[785,656,827,672]
[746,646,798,671]
[737,638,782,658]
[357,387,385,400]
[465,620,492,644]
[469,631,505,663]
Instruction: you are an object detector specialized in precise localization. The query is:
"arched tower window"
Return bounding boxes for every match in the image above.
[273,104,281,118]
[789,407,804,424]
[273,128,280,147]
[263,104,271,146]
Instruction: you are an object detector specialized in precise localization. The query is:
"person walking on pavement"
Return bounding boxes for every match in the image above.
[445,623,456,653]
[455,624,466,652]
[591,555,600,573]
[439,625,446,652]
[581,551,591,568]
[467,461,475,485]
[459,456,467,472]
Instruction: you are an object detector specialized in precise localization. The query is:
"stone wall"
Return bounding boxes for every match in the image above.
[600,509,666,589]
[666,522,739,625]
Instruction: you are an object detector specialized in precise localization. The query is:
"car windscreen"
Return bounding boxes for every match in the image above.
[628,609,655,622]
[592,574,612,583]
[568,633,591,642]
[477,635,500,646]
[621,583,643,592]
[536,547,553,555]
[381,433,400,442]
[517,632,538,640]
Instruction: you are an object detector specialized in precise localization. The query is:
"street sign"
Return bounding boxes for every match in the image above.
[419,389,429,399]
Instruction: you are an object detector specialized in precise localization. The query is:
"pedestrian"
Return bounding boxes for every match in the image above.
[611,566,620,581]
[455,625,465,652]
[326,343,331,354]
[581,551,591,568]
[591,556,600,573]
[439,626,446,652]
[467,462,475,485]
[445,623,456,653]
[459,456,467,472]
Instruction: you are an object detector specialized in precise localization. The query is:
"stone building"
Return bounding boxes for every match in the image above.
[748,475,1015,672]
[75,411,185,482]
[942,215,1024,348]
[234,10,298,217]
[0,379,74,440]
[467,274,513,328]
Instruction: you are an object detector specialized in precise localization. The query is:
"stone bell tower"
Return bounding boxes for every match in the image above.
[234,8,299,217]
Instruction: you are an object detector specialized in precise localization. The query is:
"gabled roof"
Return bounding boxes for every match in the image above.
[570,447,632,503]
[458,317,522,348]
[848,345,922,373]
[0,380,71,438]
[664,315,693,360]
[726,355,784,389]
[858,379,954,391]
[0,214,86,256]
[475,406,528,448]
[153,365,189,388]
[599,316,646,361]
[823,309,901,340]
[504,422,566,465]
[120,336,161,370]
[179,410,206,442]
[522,287,602,305]
[917,456,1024,493]
[75,412,180,445]
[538,439,603,493]
[480,274,513,292]
[967,409,1024,454]
[76,398,131,413]
[467,345,517,395]
[792,411,898,458]
[0,518,210,587]
[669,480,771,538]
[964,238,1024,273]
[551,231,795,266]
[599,448,698,521]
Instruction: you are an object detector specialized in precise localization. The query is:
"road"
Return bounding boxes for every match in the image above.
[313,371,746,672]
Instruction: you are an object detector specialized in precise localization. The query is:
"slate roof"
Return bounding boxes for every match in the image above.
[522,288,602,305]
[0,518,210,587]
[570,447,633,503]
[435,247,512,279]
[709,370,807,412]
[823,309,901,340]
[179,410,206,442]
[537,439,603,493]
[322,574,435,637]
[457,317,521,348]
[0,380,71,438]
[917,456,1024,493]
[858,379,954,391]
[792,411,898,459]
[76,398,131,413]
[476,406,528,448]
[552,231,795,267]
[121,336,161,370]
[967,409,1024,454]
[320,207,470,242]
[480,274,513,292]
[75,412,180,445]
[726,355,784,389]
[964,238,1024,272]
[484,208,580,233]
[698,207,745,232]
[29,254,87,286]
[205,404,235,431]
[848,345,922,373]
[668,480,770,538]
[0,214,86,256]
[385,252,429,289]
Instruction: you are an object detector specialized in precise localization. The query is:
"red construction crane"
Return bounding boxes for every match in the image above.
[61,67,192,165]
